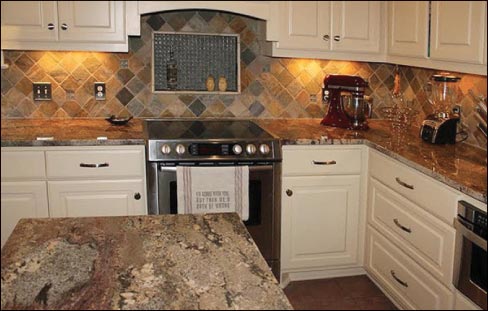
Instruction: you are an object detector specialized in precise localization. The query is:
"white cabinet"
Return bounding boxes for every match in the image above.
[1,181,49,247]
[1,1,128,52]
[274,1,382,57]
[1,145,147,245]
[387,1,429,58]
[430,1,486,64]
[282,175,360,270]
[281,145,366,281]
[48,180,145,217]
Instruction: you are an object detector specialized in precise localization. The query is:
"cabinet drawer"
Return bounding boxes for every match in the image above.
[283,146,362,176]
[369,150,459,224]
[1,150,46,179]
[366,226,454,310]
[46,149,144,179]
[369,178,455,286]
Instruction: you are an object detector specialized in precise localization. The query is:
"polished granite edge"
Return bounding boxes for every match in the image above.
[1,139,145,147]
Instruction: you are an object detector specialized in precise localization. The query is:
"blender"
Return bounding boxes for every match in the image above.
[420,74,461,144]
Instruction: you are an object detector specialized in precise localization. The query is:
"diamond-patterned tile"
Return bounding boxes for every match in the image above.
[241,49,257,66]
[117,69,135,85]
[146,14,165,30]
[248,80,264,96]
[249,101,265,116]
[15,77,33,96]
[14,54,35,72]
[116,87,134,106]
[189,99,206,116]
[83,55,102,73]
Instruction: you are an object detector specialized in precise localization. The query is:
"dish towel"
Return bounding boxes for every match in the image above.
[176,166,249,221]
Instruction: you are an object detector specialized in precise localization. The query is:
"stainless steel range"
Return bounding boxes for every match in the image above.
[144,119,282,278]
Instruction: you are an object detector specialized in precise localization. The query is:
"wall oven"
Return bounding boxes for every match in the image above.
[454,200,487,310]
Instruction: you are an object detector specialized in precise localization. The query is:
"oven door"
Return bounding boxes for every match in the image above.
[157,164,275,261]
[454,216,487,310]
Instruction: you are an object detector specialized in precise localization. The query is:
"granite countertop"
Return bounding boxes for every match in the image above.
[0,213,292,310]
[1,118,486,202]
[0,119,145,146]
[256,119,487,203]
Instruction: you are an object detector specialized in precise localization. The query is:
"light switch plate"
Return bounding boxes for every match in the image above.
[33,82,52,101]
[94,82,106,100]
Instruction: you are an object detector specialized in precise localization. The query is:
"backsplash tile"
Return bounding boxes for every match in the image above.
[1,10,486,149]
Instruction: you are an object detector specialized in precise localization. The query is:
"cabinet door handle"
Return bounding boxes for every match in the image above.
[79,162,109,168]
[61,23,68,30]
[391,270,408,288]
[47,23,55,30]
[395,177,414,190]
[323,34,330,41]
[334,35,341,42]
[134,193,141,200]
[312,160,337,165]
[393,218,412,233]
[286,189,293,197]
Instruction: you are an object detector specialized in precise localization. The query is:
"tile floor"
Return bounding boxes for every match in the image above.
[284,275,397,310]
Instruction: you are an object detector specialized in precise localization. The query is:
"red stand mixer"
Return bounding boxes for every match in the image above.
[321,75,372,130]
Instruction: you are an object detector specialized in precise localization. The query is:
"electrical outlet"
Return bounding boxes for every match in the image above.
[33,82,52,101]
[309,94,318,102]
[94,82,106,100]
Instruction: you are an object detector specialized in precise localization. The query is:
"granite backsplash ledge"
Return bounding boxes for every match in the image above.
[1,10,486,149]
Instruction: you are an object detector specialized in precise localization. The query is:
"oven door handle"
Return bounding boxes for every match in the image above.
[454,218,487,251]
[159,165,274,172]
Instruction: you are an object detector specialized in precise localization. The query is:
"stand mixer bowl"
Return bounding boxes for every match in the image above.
[342,94,373,129]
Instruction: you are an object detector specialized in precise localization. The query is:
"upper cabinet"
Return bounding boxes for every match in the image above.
[273,1,382,58]
[1,1,133,52]
[430,1,486,64]
[388,1,429,58]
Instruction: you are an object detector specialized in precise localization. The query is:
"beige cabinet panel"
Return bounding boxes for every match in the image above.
[282,175,361,270]
[0,1,58,42]
[1,150,46,180]
[277,1,331,50]
[366,226,454,310]
[48,179,146,218]
[1,181,49,247]
[331,1,381,53]
[430,1,486,64]
[388,1,429,58]
[57,1,125,43]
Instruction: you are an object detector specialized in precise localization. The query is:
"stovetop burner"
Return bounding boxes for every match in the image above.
[144,119,274,140]
[144,119,281,162]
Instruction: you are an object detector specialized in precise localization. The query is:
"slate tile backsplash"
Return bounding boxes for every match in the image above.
[1,10,486,149]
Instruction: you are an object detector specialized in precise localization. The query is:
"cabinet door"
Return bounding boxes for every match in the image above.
[331,1,381,53]
[0,1,58,42]
[277,1,331,51]
[48,179,146,218]
[282,175,360,270]
[57,1,125,43]
[1,181,49,247]
[430,1,486,64]
[388,1,429,58]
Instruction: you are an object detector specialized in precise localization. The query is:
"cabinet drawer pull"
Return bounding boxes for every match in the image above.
[79,162,109,168]
[286,189,293,197]
[391,270,408,288]
[47,23,55,30]
[323,34,330,41]
[393,218,412,233]
[312,160,337,165]
[61,23,68,30]
[334,35,341,42]
[395,177,414,190]
[134,192,141,200]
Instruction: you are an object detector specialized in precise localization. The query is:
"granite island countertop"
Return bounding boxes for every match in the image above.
[1,118,486,202]
[0,213,292,310]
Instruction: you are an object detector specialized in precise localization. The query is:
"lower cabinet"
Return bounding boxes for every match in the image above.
[282,175,361,270]
[48,179,146,217]
[366,226,454,310]
[1,181,49,247]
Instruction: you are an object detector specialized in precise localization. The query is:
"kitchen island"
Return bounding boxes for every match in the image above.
[0,213,292,310]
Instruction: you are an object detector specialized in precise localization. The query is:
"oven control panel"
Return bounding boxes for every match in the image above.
[147,140,280,162]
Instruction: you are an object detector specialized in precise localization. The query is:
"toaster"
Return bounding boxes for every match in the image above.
[420,116,459,144]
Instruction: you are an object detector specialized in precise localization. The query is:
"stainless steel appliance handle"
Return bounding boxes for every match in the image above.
[390,270,408,288]
[395,177,414,190]
[312,160,337,165]
[454,218,487,251]
[79,162,109,168]
[394,218,412,233]
[160,165,274,172]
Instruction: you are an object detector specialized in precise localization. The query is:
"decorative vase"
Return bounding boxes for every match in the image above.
[206,75,215,92]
